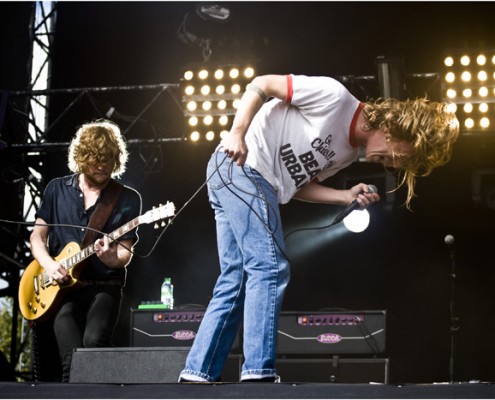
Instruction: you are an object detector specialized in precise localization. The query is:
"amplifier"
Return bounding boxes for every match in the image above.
[277,310,386,355]
[130,308,240,351]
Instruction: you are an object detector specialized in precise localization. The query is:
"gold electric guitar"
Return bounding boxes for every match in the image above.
[18,202,175,321]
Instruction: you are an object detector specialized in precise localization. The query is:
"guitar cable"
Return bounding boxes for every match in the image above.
[0,154,230,260]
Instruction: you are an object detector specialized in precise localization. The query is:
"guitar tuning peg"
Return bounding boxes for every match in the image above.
[154,223,159,229]
[161,220,166,227]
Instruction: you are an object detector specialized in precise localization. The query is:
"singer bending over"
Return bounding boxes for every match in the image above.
[29,120,142,381]
[179,74,460,383]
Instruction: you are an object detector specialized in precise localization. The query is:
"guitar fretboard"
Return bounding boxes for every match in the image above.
[63,216,141,270]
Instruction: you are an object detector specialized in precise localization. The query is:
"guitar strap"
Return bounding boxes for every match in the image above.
[81,179,124,247]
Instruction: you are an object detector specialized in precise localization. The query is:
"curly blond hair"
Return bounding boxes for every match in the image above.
[68,119,128,178]
[363,98,460,208]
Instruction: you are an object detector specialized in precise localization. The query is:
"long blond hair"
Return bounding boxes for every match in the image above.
[363,98,460,208]
[68,119,128,178]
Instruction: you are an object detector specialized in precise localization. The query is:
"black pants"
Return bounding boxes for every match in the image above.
[53,284,122,382]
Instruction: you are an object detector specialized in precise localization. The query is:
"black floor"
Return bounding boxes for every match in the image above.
[1,382,495,399]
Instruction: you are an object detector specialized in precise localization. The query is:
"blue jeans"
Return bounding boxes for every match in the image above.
[180,152,290,382]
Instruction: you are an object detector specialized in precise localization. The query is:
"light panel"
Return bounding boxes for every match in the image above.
[442,50,495,133]
[181,63,256,143]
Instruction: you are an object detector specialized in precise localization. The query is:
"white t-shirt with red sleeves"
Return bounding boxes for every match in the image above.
[244,74,361,204]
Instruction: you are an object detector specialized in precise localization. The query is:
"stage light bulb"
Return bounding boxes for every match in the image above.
[480,117,490,128]
[460,55,470,66]
[461,71,471,82]
[244,67,255,78]
[446,89,456,99]
[465,118,474,129]
[229,68,240,79]
[215,85,225,95]
[217,100,227,110]
[464,103,473,113]
[479,87,488,97]
[184,70,193,80]
[202,101,212,111]
[446,103,457,113]
[445,72,455,83]
[478,70,488,81]
[190,131,200,142]
[205,131,215,141]
[198,69,209,80]
[462,88,472,98]
[444,56,454,67]
[219,115,229,126]
[479,103,488,113]
[201,85,210,95]
[477,54,487,65]
[188,116,198,127]
[184,85,195,95]
[214,69,224,80]
[186,101,197,112]
[231,84,241,94]
[203,115,213,125]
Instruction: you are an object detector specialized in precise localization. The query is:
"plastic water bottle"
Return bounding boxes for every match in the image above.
[160,277,174,309]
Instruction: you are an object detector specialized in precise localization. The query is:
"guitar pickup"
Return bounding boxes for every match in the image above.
[33,275,39,294]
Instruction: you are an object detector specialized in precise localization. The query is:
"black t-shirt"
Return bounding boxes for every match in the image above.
[35,174,142,281]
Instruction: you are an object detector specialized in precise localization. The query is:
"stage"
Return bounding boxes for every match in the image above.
[1,381,495,399]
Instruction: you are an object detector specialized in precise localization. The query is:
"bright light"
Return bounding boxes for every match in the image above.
[215,85,225,95]
[186,101,197,111]
[442,49,495,134]
[446,89,456,99]
[244,67,255,78]
[480,117,490,128]
[343,209,370,233]
[478,70,488,81]
[229,68,239,79]
[477,54,487,65]
[461,71,471,82]
[185,85,195,95]
[205,131,215,141]
[190,131,200,141]
[465,118,475,129]
[214,69,224,80]
[181,63,256,142]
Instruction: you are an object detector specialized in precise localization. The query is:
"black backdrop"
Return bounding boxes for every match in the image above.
[2,1,495,384]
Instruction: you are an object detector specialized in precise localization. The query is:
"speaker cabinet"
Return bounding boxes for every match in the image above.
[69,347,241,383]
[275,357,389,383]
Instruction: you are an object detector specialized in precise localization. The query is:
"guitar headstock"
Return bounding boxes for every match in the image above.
[140,202,176,227]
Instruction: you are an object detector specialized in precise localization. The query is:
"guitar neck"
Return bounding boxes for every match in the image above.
[62,216,141,271]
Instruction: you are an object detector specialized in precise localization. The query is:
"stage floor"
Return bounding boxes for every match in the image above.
[1,382,495,399]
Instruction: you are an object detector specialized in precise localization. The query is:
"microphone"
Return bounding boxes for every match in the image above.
[332,184,378,225]
[444,234,455,247]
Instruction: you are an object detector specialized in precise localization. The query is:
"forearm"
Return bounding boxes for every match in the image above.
[293,181,353,206]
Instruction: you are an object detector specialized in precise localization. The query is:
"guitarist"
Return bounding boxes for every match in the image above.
[29,119,142,382]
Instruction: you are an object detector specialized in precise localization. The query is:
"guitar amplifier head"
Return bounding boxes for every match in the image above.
[276,310,386,355]
[130,309,205,347]
[130,308,241,352]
